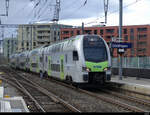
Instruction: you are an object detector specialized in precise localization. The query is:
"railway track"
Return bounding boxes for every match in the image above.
[0,66,148,112]
[37,75,149,112]
[0,67,81,112]
[96,88,150,111]
[24,71,147,112]
[102,87,150,106]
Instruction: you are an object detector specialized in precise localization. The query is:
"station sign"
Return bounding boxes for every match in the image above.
[111,42,132,49]
[117,48,125,54]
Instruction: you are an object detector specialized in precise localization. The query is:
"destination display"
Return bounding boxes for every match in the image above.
[111,42,132,49]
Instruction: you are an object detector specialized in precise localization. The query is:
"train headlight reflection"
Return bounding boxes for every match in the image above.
[104,67,108,71]
[104,67,111,71]
[82,67,91,72]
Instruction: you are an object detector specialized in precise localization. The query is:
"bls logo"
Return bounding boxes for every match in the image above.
[93,65,101,68]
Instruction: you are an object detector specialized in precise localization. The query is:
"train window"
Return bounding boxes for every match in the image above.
[84,36,104,47]
[26,58,29,62]
[73,51,79,61]
[52,46,55,52]
[61,43,64,50]
[65,54,67,63]
[31,63,37,67]
[51,64,60,72]
[40,57,43,62]
[83,35,108,62]
[49,47,52,52]
[46,56,48,62]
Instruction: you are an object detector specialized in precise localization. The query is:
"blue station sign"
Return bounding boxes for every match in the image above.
[111,42,132,49]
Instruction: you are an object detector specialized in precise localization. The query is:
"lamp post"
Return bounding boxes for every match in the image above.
[136,31,140,80]
[118,0,123,80]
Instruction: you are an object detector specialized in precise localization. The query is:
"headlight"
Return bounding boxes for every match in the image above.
[86,68,90,72]
[104,68,108,71]
[104,67,111,71]
[82,67,90,72]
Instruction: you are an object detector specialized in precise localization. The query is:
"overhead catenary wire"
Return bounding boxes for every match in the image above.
[84,0,143,26]
[37,1,56,21]
[37,3,51,20]
[27,0,55,23]
[61,0,78,10]
[5,0,35,23]
[26,0,42,23]
[1,0,145,26]
[61,0,88,20]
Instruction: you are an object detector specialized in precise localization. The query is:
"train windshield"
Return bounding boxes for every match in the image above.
[83,35,108,62]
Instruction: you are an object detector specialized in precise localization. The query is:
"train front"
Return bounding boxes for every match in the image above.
[82,35,111,85]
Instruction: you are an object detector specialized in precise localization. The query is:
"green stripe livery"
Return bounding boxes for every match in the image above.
[60,55,64,80]
[30,59,32,71]
[48,56,51,76]
[36,57,40,73]
[85,61,108,72]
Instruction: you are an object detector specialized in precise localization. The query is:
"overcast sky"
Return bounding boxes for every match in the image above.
[0,0,150,52]
[0,0,149,27]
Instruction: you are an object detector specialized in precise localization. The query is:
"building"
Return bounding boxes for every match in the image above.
[60,24,150,57]
[17,23,72,52]
[3,37,17,60]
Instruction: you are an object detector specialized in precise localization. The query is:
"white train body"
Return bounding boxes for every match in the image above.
[28,48,40,73]
[10,35,111,84]
[9,54,18,69]
[18,51,28,70]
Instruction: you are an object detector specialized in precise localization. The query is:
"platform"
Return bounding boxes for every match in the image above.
[110,75,150,99]
[111,75,150,88]
[0,75,29,112]
[0,97,29,112]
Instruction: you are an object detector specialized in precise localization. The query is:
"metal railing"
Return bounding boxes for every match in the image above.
[112,57,150,69]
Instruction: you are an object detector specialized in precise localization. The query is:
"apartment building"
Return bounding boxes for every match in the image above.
[60,24,150,57]
[3,37,17,59]
[17,23,72,52]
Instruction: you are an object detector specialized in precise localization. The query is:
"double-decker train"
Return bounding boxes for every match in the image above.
[9,35,111,85]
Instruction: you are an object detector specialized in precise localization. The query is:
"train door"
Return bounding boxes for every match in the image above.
[48,56,51,76]
[36,56,39,73]
[30,55,32,71]
[71,50,80,82]
[42,51,44,72]
[26,54,28,70]
[39,50,44,73]
[60,55,64,80]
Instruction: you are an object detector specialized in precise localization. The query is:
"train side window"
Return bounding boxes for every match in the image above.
[73,51,79,61]
[46,56,48,62]
[40,57,43,62]
[65,54,67,63]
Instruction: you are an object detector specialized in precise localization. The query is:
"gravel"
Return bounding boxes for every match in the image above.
[21,72,128,112]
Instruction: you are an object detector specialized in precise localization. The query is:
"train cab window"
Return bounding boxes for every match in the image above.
[83,35,108,62]
[73,51,79,61]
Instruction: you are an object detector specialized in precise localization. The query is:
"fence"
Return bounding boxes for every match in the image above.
[112,57,150,69]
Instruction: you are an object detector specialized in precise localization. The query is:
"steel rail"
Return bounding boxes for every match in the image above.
[3,67,146,112]
[0,73,46,112]
[28,73,146,112]
[36,75,146,112]
[100,89,150,107]
[13,77,46,112]
[18,74,81,113]
[7,69,81,113]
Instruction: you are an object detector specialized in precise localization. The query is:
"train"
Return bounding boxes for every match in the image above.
[9,35,111,86]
